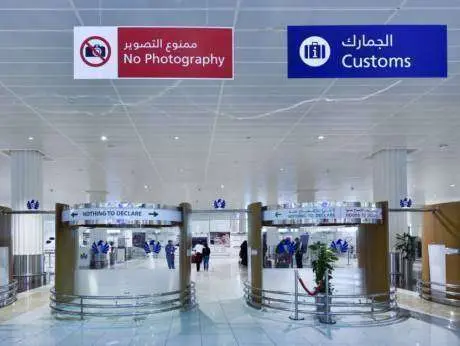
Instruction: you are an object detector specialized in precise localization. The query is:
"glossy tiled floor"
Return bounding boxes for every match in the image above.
[0,258,459,345]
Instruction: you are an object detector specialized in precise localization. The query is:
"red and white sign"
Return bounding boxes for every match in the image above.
[74,26,233,80]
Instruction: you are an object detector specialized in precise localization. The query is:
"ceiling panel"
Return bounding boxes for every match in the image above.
[0,1,458,208]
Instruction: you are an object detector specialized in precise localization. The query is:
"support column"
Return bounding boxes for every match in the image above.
[86,190,108,204]
[10,150,44,291]
[409,188,425,238]
[179,203,192,308]
[86,191,108,246]
[296,189,316,203]
[372,149,408,250]
[248,202,262,308]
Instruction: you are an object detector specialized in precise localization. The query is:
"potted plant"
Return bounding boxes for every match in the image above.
[395,233,417,289]
[309,242,338,323]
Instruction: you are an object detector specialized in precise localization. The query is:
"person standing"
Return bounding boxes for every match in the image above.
[202,243,211,271]
[165,240,176,269]
[193,242,204,271]
[294,237,304,269]
[239,240,248,266]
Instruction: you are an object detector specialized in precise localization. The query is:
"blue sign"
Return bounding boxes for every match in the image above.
[287,25,447,78]
[400,198,413,208]
[213,199,226,209]
[27,200,40,210]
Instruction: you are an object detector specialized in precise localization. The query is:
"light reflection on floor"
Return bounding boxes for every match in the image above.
[0,258,458,345]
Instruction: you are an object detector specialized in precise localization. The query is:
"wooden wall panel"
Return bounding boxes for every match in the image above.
[422,202,460,285]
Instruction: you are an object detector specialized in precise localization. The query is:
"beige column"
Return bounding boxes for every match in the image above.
[54,203,77,296]
[179,203,192,308]
[248,202,263,308]
[357,201,390,296]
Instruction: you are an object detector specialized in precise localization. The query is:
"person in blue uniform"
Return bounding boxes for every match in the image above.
[165,240,176,269]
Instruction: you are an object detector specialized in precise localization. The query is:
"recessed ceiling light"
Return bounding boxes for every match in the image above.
[220,184,225,189]
[28,136,34,141]
[279,168,285,172]
[173,136,180,140]
[100,135,108,141]
[318,135,325,140]
[450,184,456,188]
[144,185,149,189]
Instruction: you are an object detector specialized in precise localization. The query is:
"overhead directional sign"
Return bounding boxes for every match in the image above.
[288,25,447,78]
[263,205,382,224]
[62,205,182,226]
[74,26,234,79]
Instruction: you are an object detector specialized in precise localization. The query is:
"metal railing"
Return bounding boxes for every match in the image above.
[0,281,18,308]
[14,273,47,293]
[50,283,196,318]
[244,270,397,324]
[417,280,460,307]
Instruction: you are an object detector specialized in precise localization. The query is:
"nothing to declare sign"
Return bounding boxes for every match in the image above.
[287,25,447,78]
[74,26,233,79]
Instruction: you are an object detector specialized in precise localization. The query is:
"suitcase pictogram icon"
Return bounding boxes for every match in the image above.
[306,42,326,60]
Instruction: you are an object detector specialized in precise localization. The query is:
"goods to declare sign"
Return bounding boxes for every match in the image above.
[74,26,233,79]
[288,25,447,78]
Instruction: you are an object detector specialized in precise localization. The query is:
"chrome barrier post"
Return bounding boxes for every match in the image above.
[80,297,83,320]
[289,270,304,321]
[323,272,335,324]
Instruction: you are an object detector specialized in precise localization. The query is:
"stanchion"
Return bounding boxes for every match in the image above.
[323,272,336,324]
[289,270,304,321]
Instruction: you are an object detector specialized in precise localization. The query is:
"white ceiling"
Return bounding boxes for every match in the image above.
[0,0,459,209]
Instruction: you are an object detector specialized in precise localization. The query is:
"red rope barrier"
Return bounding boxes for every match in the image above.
[298,277,323,296]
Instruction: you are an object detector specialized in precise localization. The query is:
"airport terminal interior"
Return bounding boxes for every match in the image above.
[0,1,459,345]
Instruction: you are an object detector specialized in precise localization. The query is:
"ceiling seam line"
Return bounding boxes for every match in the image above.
[202,0,241,186]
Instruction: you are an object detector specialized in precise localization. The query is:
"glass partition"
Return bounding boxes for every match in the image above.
[74,227,181,296]
[262,226,363,295]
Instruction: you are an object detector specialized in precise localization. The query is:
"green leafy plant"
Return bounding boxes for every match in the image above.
[395,232,417,261]
[309,242,338,293]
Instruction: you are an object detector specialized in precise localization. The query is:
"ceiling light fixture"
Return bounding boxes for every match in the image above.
[28,136,34,141]
[100,135,108,141]
[173,136,180,140]
[318,135,325,140]
[450,184,456,188]
[279,168,285,172]
[144,185,149,189]
[220,184,225,189]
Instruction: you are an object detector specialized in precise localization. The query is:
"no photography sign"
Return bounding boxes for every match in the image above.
[79,36,112,67]
[74,26,234,79]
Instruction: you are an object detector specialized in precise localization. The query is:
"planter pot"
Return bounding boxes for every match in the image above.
[402,259,414,290]
[109,252,116,266]
[92,253,108,269]
[315,294,334,324]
